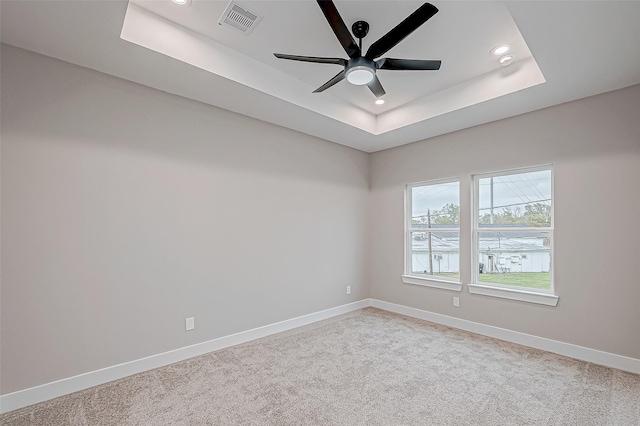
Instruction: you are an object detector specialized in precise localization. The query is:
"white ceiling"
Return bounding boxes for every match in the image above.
[2,1,640,152]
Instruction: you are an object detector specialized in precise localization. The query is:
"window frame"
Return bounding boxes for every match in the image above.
[469,165,558,306]
[403,178,462,292]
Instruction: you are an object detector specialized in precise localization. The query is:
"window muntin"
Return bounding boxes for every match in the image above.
[407,180,460,282]
[474,168,553,292]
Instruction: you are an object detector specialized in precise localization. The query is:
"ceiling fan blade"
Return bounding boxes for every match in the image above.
[317,0,361,58]
[313,70,346,93]
[365,2,438,60]
[376,58,441,71]
[274,53,346,66]
[367,75,386,98]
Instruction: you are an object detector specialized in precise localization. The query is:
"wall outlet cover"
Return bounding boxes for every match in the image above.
[186,317,195,331]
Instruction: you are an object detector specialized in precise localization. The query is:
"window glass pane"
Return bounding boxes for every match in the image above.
[412,181,460,228]
[477,230,551,290]
[411,231,460,280]
[478,170,551,227]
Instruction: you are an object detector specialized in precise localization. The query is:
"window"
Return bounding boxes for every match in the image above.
[470,166,557,306]
[403,166,557,305]
[403,179,461,291]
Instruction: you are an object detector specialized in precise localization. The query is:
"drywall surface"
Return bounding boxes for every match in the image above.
[369,83,640,359]
[0,45,370,394]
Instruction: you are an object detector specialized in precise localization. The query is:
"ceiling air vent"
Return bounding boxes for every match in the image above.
[218,1,262,35]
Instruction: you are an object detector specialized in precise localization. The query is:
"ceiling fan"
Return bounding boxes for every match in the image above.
[274,1,441,98]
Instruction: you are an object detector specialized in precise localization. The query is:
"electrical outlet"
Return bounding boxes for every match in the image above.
[186,317,195,331]
[346,285,351,295]
[453,297,460,308]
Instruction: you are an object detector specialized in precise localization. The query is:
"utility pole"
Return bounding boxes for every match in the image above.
[427,209,433,275]
[490,177,494,224]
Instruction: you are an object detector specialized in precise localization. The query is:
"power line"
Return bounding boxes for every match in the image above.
[412,183,458,198]
[502,177,533,204]
[522,175,547,200]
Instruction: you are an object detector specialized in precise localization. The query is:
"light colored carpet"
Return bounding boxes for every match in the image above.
[1,307,639,425]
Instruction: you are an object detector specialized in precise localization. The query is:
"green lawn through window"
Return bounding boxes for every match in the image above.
[478,272,551,290]
[420,272,551,291]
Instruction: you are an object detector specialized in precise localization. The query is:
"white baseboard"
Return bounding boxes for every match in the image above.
[0,299,369,414]
[3,298,638,414]
[369,299,640,375]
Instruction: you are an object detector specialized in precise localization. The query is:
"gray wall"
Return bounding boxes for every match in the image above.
[0,45,370,394]
[370,83,640,359]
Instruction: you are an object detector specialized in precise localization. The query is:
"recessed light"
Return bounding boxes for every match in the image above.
[375,99,385,105]
[491,44,511,56]
[499,54,515,66]
[171,0,191,5]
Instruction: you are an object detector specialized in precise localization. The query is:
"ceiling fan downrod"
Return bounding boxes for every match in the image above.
[352,20,370,51]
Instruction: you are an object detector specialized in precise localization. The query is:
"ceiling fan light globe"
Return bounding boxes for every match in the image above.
[346,67,375,85]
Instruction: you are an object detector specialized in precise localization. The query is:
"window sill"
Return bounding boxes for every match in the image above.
[467,283,558,306]
[402,275,462,292]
